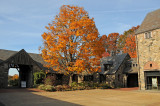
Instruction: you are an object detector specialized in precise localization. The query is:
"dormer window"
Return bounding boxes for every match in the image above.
[133,64,135,67]
[144,32,152,39]
[104,64,112,71]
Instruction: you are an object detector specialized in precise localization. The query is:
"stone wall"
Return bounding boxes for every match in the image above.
[0,63,9,88]
[136,29,160,90]
[105,75,115,88]
[105,56,130,88]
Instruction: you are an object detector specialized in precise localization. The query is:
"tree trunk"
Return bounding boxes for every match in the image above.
[69,75,73,86]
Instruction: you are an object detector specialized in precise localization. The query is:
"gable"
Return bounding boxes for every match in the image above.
[5,49,36,65]
[101,53,130,75]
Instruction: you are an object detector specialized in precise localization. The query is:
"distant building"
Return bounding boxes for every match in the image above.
[136,9,160,90]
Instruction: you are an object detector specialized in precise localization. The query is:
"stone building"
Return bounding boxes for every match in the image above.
[0,49,46,88]
[100,53,138,88]
[0,49,82,88]
[0,48,140,88]
[136,9,160,90]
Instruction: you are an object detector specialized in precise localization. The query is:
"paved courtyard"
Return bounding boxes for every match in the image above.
[0,88,160,106]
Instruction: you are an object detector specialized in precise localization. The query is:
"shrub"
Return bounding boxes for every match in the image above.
[38,84,45,90]
[78,82,86,87]
[63,85,72,91]
[71,82,78,87]
[77,86,85,90]
[45,85,56,91]
[34,71,46,85]
[33,84,40,88]
[55,85,63,91]
[38,84,56,91]
[93,83,100,88]
[44,75,56,86]
[78,82,94,88]
[87,82,93,87]
[8,79,19,86]
[99,83,111,89]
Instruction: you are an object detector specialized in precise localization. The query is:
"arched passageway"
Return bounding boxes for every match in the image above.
[0,49,46,88]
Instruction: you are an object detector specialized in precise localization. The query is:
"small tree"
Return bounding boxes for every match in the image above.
[40,5,105,85]
[34,71,46,85]
[44,75,56,86]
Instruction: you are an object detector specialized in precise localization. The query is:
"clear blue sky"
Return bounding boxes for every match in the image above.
[0,0,160,54]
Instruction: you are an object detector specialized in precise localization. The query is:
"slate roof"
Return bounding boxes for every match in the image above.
[0,49,47,70]
[136,9,160,34]
[100,53,129,75]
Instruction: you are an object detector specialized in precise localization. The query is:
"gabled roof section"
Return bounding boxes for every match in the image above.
[0,49,47,70]
[101,53,129,75]
[5,49,36,65]
[0,49,17,62]
[135,9,160,34]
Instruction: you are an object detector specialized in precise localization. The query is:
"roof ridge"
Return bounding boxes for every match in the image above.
[0,49,40,55]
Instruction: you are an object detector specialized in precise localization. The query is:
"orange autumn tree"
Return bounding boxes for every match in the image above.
[119,26,139,58]
[100,35,110,57]
[100,34,108,49]
[12,74,19,80]
[40,5,105,85]
[107,33,120,56]
[123,35,137,58]
[118,25,140,53]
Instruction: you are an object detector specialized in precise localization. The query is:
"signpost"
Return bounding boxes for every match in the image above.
[21,81,26,88]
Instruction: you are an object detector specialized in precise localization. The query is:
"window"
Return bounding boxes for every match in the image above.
[118,74,120,81]
[133,64,135,67]
[84,75,93,81]
[144,32,152,39]
[150,64,152,67]
[104,64,111,71]
[56,74,63,80]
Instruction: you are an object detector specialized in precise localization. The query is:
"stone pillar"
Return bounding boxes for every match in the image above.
[123,75,127,88]
[78,75,83,83]
[0,64,4,88]
[3,63,9,88]
[140,69,145,90]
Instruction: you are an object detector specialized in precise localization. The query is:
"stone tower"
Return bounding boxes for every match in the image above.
[136,9,160,90]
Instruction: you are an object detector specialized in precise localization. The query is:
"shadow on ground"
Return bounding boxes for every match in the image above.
[0,88,81,106]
